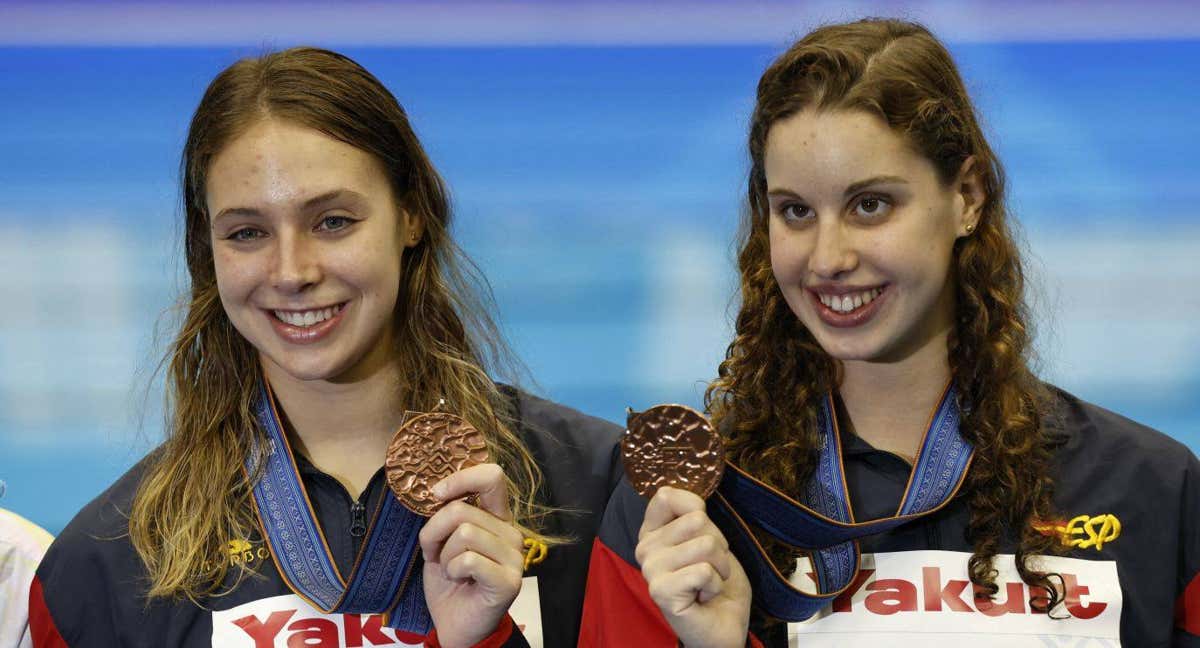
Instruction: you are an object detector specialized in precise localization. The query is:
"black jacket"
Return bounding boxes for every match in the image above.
[31,388,622,647]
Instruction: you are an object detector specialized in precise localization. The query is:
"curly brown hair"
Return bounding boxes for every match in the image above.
[705,18,1064,612]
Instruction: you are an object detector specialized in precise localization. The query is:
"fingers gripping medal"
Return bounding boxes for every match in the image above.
[385,405,489,516]
[623,405,725,499]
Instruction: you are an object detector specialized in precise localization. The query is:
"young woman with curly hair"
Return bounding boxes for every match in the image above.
[29,48,621,648]
[581,18,1200,647]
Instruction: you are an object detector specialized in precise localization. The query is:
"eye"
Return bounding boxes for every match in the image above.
[779,203,814,224]
[853,195,892,219]
[316,214,355,232]
[227,227,265,242]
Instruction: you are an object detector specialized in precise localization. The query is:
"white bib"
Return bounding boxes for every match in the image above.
[787,550,1121,647]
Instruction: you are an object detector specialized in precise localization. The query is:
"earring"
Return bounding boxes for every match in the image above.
[965,223,976,234]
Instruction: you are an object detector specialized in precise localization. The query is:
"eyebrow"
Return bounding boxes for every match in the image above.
[212,189,366,222]
[843,175,908,197]
[767,175,909,201]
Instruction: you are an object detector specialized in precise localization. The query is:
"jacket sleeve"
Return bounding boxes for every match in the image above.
[1173,452,1200,645]
[27,461,153,648]
[28,574,69,648]
[28,523,125,647]
[579,480,682,647]
[578,480,764,648]
[503,386,624,647]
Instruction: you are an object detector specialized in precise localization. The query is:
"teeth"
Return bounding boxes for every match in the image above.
[819,288,883,314]
[273,304,342,328]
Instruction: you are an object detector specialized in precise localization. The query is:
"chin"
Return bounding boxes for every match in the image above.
[261,349,351,383]
[821,343,883,363]
[808,327,889,363]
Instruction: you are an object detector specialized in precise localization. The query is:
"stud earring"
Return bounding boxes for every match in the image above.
[965,223,976,234]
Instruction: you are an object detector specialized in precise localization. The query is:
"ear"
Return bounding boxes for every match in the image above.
[954,156,986,237]
[401,209,426,249]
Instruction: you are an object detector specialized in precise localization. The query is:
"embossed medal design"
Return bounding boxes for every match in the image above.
[623,405,725,499]
[385,410,489,516]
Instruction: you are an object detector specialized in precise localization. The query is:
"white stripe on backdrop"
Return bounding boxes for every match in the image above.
[1,1,1199,47]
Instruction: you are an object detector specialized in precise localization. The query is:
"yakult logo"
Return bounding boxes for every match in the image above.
[212,577,544,647]
[788,551,1122,647]
[213,597,423,647]
[825,566,1106,618]
[232,609,422,646]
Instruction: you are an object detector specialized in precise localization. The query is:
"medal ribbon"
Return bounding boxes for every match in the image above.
[707,384,972,621]
[247,380,432,633]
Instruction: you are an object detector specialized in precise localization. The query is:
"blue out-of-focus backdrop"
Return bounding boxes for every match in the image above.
[1,1,1198,534]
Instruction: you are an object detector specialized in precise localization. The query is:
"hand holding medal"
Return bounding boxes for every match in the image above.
[385,406,533,648]
[624,405,752,648]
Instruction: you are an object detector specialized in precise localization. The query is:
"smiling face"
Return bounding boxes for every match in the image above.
[765,109,980,366]
[206,118,422,384]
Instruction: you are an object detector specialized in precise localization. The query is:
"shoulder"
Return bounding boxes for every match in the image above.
[501,383,624,506]
[502,385,624,484]
[505,385,623,450]
[1042,384,1199,538]
[42,449,157,561]
[34,451,160,639]
[1041,386,1200,641]
[1043,383,1197,477]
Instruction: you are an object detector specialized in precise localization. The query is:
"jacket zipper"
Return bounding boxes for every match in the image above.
[350,500,367,538]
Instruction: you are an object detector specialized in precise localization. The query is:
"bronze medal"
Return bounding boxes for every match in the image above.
[385,410,489,516]
[622,404,724,499]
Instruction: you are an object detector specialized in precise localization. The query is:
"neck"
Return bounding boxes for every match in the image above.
[838,332,952,463]
[263,359,405,499]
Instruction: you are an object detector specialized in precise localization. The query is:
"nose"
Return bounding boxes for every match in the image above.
[270,229,321,293]
[807,220,858,279]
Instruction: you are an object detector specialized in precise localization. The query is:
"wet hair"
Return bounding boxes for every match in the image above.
[130,47,552,599]
[706,19,1063,612]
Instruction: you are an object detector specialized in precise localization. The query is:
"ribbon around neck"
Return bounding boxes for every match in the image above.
[707,384,973,621]
[245,380,432,632]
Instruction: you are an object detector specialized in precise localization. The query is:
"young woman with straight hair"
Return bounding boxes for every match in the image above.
[31,47,621,648]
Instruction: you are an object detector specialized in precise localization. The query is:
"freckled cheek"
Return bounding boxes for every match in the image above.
[768,234,808,285]
[212,251,263,303]
[331,246,403,302]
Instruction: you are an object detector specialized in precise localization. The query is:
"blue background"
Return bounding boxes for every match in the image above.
[2,38,1198,534]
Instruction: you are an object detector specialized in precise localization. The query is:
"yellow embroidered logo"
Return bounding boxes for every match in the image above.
[1035,514,1121,551]
[226,539,253,555]
[203,538,271,572]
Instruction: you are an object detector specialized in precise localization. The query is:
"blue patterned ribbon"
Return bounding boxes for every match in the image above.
[247,380,432,633]
[709,384,972,621]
